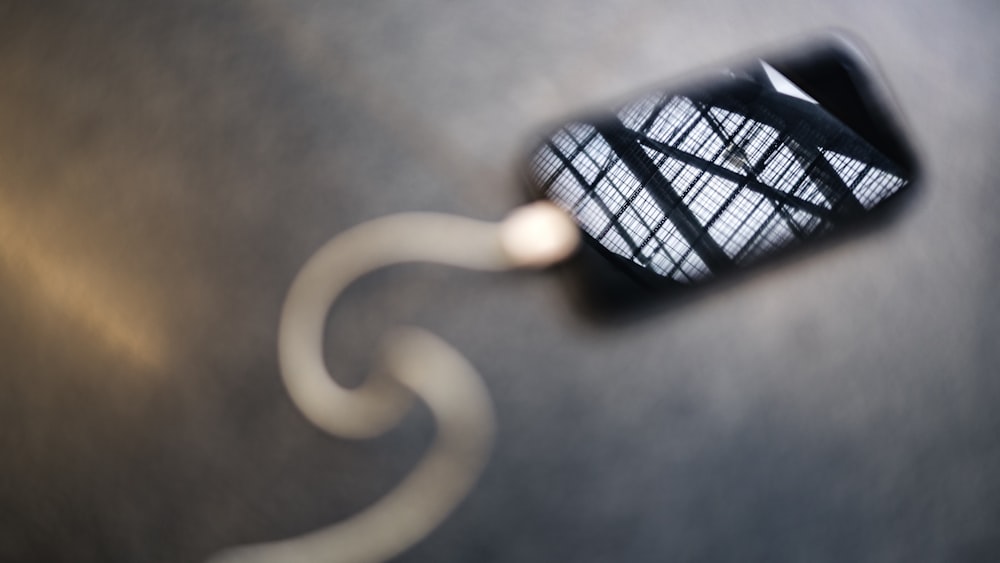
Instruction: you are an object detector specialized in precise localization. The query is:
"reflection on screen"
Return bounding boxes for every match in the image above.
[529,57,912,285]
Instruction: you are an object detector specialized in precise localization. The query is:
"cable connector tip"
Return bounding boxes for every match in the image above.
[500,201,579,268]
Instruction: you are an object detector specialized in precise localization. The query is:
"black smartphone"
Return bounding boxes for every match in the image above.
[524,34,920,319]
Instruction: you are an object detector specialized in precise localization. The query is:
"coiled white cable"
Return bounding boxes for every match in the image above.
[208,202,578,563]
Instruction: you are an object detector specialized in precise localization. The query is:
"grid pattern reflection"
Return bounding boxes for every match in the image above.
[531,72,907,284]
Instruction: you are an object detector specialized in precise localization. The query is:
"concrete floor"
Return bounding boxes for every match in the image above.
[1,1,998,561]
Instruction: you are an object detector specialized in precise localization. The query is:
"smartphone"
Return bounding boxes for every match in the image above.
[524,34,920,318]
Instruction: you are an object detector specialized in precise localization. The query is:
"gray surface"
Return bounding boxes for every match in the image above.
[1,1,998,562]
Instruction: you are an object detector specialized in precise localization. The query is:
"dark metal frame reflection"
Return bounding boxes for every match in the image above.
[531,61,908,284]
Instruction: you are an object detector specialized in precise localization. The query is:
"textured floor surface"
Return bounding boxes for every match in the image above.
[0,1,998,562]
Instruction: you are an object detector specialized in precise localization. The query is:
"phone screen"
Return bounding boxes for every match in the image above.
[525,36,919,317]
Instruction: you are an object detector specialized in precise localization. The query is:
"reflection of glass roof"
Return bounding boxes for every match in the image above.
[530,74,908,284]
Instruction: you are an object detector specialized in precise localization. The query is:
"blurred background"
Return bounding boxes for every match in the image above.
[0,1,998,561]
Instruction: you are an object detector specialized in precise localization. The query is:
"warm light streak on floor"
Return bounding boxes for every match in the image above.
[0,201,163,368]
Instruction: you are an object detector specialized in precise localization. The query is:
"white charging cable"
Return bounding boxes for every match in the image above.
[208,202,578,563]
